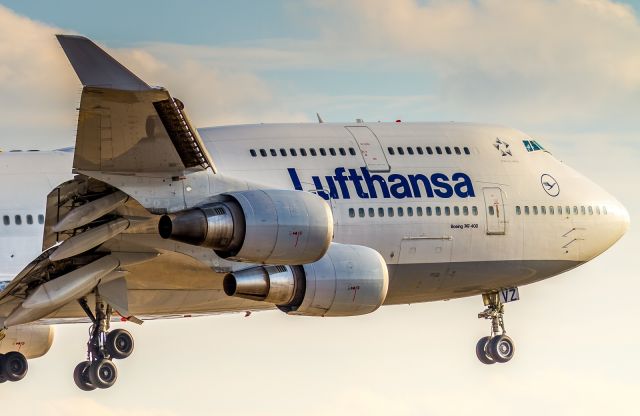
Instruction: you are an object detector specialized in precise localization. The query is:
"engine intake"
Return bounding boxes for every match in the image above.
[159,190,333,265]
[223,243,389,317]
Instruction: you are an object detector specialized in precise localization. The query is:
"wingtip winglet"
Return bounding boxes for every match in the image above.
[56,34,151,91]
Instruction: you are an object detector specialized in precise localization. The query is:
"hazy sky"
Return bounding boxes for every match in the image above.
[0,1,638,415]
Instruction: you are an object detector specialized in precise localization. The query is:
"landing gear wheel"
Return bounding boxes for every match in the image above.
[2,351,28,382]
[106,329,134,360]
[487,335,515,363]
[475,336,496,365]
[88,359,118,389]
[73,361,96,391]
[0,354,5,383]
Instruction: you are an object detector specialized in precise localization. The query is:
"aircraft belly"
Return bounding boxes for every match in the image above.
[384,259,581,304]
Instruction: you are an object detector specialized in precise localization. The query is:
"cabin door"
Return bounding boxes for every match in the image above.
[345,126,390,172]
[482,187,506,235]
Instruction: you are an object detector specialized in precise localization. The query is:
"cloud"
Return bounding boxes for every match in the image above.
[307,0,640,127]
[0,5,308,150]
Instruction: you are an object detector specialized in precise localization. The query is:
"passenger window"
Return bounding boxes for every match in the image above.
[417,147,424,155]
[417,207,423,216]
[260,149,267,157]
[541,206,546,215]
[573,206,578,215]
[426,207,433,216]
[435,207,442,216]
[464,147,471,155]
[398,207,404,217]
[566,206,571,215]
[38,214,44,224]
[378,207,385,217]
[397,147,405,155]
[588,206,593,215]
[279,148,287,156]
[549,206,554,215]
[603,206,608,215]
[310,148,317,156]
[454,206,460,216]
[444,207,451,216]
[472,206,478,216]
[454,147,461,155]
[407,147,414,155]
[388,207,394,217]
[445,146,452,155]
[270,149,277,156]
[26,215,33,225]
[348,208,355,218]
[463,206,469,216]
[533,206,538,215]
[349,148,357,155]
[580,206,586,215]
[596,206,601,215]
[3,215,8,225]
[488,206,495,216]
[407,207,414,216]
[426,147,433,155]
[300,148,307,156]
[516,206,521,215]
[329,148,336,156]
[290,148,297,156]
[320,148,327,156]
[368,208,375,217]
[358,208,365,218]
[339,148,346,156]
[250,149,257,157]
[436,146,443,155]
[557,206,562,215]
[524,206,530,215]
[388,147,395,155]
[15,215,21,225]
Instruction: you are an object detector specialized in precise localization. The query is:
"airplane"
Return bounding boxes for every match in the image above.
[0,35,629,390]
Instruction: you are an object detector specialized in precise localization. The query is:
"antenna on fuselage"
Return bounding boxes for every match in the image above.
[316,113,324,123]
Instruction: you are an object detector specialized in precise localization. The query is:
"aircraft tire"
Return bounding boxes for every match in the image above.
[73,361,96,391]
[88,359,118,389]
[106,328,134,360]
[487,335,515,363]
[475,336,496,365]
[2,351,28,382]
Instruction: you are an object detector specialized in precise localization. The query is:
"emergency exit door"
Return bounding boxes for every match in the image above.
[483,187,506,235]
[345,126,390,172]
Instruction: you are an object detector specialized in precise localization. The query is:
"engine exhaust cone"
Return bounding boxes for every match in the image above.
[158,210,207,245]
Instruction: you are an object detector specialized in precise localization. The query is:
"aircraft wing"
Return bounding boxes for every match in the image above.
[57,35,215,174]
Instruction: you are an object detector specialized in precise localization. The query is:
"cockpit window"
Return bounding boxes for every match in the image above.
[523,139,547,153]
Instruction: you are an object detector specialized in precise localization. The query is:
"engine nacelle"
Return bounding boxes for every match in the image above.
[0,325,54,359]
[223,243,389,317]
[159,190,333,264]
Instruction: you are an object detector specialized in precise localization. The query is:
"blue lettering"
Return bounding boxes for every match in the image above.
[288,167,475,200]
[430,173,453,198]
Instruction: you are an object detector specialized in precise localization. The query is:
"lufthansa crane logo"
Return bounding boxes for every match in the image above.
[540,174,560,197]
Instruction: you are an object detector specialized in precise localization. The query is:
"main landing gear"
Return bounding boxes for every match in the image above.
[73,293,134,391]
[475,291,516,365]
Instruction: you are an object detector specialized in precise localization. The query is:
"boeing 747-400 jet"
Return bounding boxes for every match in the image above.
[0,35,629,390]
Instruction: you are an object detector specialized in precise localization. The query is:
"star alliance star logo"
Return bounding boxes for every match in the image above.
[494,138,512,156]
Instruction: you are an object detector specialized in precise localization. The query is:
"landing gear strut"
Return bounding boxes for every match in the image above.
[476,292,515,364]
[73,292,134,391]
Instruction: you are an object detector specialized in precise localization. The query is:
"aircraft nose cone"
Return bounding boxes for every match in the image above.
[619,203,630,235]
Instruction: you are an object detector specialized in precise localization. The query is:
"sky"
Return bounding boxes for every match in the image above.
[0,0,638,414]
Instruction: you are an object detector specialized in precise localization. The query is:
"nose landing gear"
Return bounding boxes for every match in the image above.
[476,291,516,364]
[73,293,135,391]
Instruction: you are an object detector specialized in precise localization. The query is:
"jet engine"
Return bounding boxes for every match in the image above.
[223,243,389,317]
[0,325,54,359]
[159,190,333,264]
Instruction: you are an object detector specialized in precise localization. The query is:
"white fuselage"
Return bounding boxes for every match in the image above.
[0,123,629,319]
